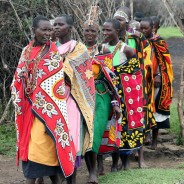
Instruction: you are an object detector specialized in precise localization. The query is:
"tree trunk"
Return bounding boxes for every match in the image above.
[178,64,184,138]
[130,0,133,20]
[162,0,184,35]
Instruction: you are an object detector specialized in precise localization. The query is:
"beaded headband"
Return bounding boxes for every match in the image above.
[114,11,129,23]
[84,20,99,27]
[86,1,101,26]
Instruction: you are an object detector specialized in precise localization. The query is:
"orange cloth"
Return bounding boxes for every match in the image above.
[28,118,59,166]
[92,64,101,79]
[149,34,173,114]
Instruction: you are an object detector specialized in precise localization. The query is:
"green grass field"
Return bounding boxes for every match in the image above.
[170,99,180,134]
[99,168,184,184]
[169,99,183,145]
[158,26,183,39]
[0,123,16,156]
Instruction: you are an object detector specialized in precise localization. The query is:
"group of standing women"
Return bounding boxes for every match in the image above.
[11,5,173,184]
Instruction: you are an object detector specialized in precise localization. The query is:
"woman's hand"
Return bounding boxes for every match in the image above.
[113,105,122,120]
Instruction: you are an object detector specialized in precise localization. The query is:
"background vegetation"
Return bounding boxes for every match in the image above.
[0,123,16,156]
[158,27,183,39]
[0,2,183,183]
[0,0,183,124]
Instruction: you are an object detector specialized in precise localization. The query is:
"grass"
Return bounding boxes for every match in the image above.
[95,99,182,184]
[177,163,184,169]
[158,26,183,39]
[0,123,16,156]
[169,98,184,145]
[99,168,184,184]
[170,99,180,135]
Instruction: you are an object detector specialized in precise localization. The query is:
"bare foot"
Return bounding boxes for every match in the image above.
[97,166,105,176]
[35,178,44,184]
[150,144,157,150]
[139,161,148,168]
[87,173,98,184]
[144,134,151,145]
[111,166,118,172]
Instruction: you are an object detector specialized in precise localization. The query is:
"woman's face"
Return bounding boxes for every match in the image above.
[53,17,71,39]
[152,22,160,34]
[114,16,126,31]
[102,22,118,43]
[83,24,99,44]
[140,21,153,39]
[33,20,52,45]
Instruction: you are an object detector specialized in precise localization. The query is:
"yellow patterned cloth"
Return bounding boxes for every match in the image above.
[150,34,173,115]
[62,42,95,154]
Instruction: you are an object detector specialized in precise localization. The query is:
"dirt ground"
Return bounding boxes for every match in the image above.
[1,131,184,184]
[0,37,184,184]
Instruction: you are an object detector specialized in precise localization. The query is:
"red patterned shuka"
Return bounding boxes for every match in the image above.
[114,57,144,150]
[11,41,76,177]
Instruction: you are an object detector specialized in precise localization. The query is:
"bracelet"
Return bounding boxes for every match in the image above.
[111,100,119,107]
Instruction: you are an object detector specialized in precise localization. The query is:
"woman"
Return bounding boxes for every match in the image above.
[83,21,122,183]
[151,16,160,35]
[53,15,96,184]
[11,15,75,184]
[140,17,173,150]
[102,19,144,171]
[114,7,156,168]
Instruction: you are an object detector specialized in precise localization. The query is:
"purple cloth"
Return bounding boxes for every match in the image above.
[75,156,81,168]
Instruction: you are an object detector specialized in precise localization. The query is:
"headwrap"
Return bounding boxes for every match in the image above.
[114,10,129,23]
[129,20,140,30]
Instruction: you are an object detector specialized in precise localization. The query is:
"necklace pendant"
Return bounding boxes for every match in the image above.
[25,87,32,96]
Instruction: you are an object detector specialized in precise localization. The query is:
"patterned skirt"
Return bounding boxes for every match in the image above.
[114,60,144,151]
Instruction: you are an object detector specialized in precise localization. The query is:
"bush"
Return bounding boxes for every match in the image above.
[0,123,16,156]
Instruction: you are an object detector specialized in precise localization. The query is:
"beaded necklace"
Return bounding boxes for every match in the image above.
[87,43,98,58]
[24,41,46,97]
[111,41,122,57]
